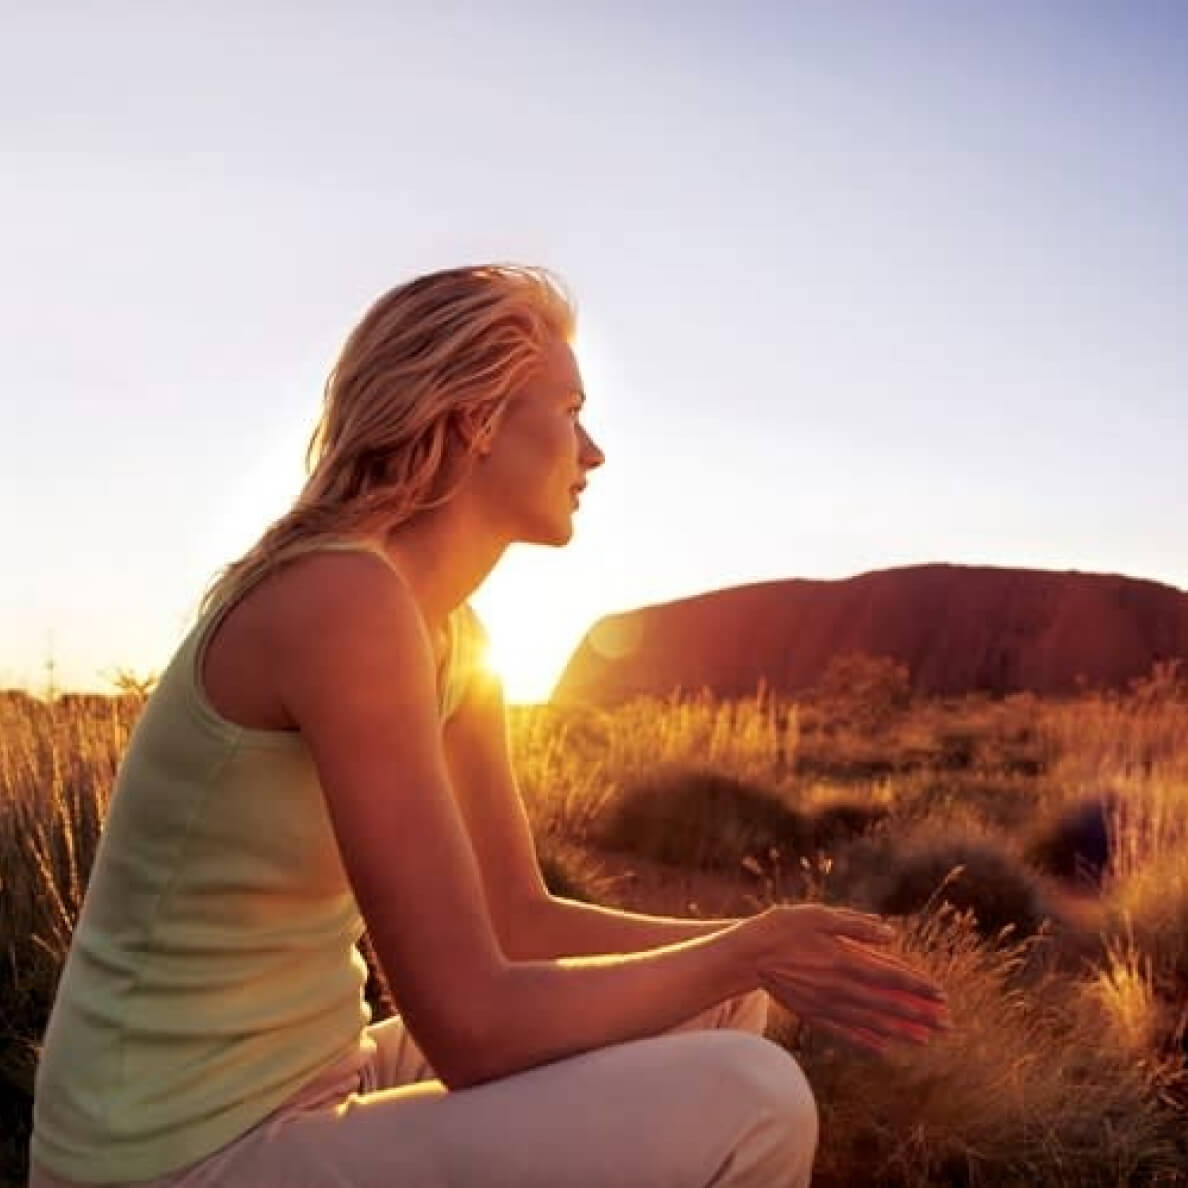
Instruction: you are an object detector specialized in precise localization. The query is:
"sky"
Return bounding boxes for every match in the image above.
[2,0,1185,704]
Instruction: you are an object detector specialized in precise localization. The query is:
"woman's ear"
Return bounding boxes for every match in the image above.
[453,407,497,458]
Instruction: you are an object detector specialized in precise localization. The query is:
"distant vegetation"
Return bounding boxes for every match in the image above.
[3,655,1187,1186]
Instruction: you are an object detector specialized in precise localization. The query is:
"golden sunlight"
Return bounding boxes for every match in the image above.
[477,603,571,706]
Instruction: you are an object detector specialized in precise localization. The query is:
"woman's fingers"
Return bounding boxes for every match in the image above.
[762,904,953,1041]
[812,1018,890,1055]
[799,989,949,1047]
[835,939,949,1004]
[803,908,948,1002]
[763,953,951,1030]
[789,978,951,1035]
[766,932,948,1010]
[834,1000,942,1043]
[811,1011,937,1053]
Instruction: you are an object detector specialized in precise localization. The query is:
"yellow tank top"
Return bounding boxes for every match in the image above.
[30,539,485,1183]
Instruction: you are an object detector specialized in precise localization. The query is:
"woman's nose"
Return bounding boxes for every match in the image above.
[580,427,606,470]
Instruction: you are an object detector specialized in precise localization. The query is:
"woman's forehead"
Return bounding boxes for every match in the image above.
[525,339,584,397]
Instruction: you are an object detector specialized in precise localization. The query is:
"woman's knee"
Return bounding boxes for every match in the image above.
[682,1032,817,1186]
[714,1032,818,1141]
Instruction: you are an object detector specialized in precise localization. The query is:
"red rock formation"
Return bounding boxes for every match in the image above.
[550,563,1188,707]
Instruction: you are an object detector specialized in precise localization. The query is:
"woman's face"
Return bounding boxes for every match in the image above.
[477,337,605,546]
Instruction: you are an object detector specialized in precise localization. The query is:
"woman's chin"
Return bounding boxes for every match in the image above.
[548,517,576,547]
[521,510,575,548]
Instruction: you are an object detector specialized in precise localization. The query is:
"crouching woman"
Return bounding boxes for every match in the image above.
[30,264,948,1188]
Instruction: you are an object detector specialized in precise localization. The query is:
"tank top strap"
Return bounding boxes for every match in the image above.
[306,540,455,656]
[297,537,405,578]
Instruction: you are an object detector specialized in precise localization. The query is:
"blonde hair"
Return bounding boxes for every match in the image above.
[197,264,576,619]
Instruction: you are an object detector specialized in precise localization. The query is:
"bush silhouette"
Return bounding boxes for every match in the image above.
[812,651,912,733]
[843,830,1050,942]
[1025,794,1121,889]
[591,762,811,872]
[809,800,891,851]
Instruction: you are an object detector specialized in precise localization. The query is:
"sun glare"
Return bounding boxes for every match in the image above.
[480,627,562,706]
[472,559,588,705]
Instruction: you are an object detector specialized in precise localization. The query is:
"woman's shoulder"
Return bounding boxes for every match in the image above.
[249,542,413,635]
[196,543,423,733]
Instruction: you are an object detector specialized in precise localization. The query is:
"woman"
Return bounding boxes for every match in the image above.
[29,264,949,1187]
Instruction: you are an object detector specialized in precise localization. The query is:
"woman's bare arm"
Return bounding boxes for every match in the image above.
[272,553,946,1090]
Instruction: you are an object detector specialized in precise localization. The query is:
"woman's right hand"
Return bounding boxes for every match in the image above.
[751,903,951,1055]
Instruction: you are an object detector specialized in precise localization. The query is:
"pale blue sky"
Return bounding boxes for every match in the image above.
[2,1,1185,702]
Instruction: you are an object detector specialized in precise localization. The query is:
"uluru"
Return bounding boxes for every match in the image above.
[550,563,1188,708]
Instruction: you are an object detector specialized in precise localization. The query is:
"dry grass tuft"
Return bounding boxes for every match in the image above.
[535,835,624,905]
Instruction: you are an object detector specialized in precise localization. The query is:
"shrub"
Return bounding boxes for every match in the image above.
[837,827,1051,943]
[589,762,811,872]
[808,799,891,851]
[1025,794,1120,889]
[935,725,979,771]
[812,651,912,734]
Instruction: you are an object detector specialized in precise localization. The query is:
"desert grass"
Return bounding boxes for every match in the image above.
[771,906,1185,1187]
[3,664,1188,1185]
[0,693,141,1185]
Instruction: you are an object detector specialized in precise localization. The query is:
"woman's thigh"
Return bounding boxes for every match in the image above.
[216,1027,817,1188]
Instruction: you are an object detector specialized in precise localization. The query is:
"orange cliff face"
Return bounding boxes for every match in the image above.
[550,563,1188,708]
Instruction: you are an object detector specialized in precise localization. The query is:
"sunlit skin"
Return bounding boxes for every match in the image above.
[371,338,606,659]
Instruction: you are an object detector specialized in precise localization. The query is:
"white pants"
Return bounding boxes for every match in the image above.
[30,989,818,1187]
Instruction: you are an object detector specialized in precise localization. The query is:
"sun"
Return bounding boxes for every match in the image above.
[480,629,559,707]
[471,572,578,705]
